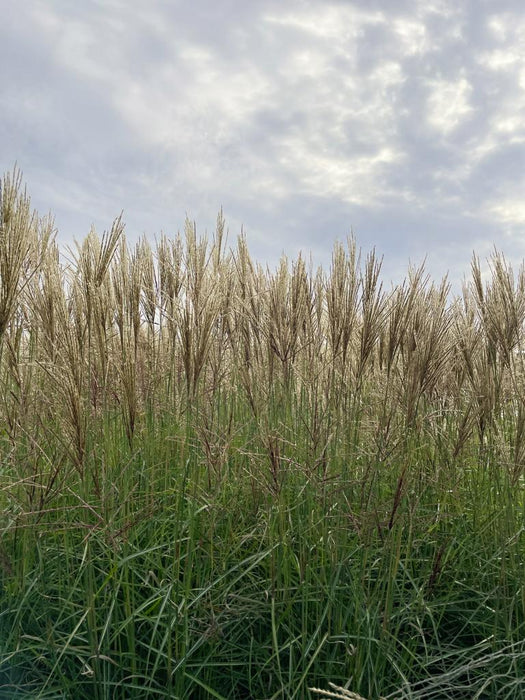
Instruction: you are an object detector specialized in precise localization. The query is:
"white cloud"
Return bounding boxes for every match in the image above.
[263,6,385,41]
[281,144,404,205]
[426,76,474,135]
[114,47,271,151]
[392,18,428,55]
[487,199,525,226]
[495,115,524,138]
[487,15,509,41]
[479,48,521,70]
[31,4,124,87]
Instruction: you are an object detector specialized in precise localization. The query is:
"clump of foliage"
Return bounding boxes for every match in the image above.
[0,168,524,698]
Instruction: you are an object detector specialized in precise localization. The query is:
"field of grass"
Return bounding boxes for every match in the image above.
[0,168,524,698]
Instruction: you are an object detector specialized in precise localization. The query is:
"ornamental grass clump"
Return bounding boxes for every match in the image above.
[0,168,524,698]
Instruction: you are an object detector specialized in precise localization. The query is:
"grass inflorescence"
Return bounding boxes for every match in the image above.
[0,168,524,698]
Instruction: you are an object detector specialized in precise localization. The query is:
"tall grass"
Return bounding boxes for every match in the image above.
[0,168,524,698]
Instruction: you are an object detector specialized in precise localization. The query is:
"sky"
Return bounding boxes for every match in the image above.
[2,0,525,292]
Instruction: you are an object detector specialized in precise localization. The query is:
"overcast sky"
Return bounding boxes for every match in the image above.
[2,0,525,290]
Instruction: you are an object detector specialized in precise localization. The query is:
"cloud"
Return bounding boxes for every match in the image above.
[426,76,474,135]
[1,0,525,291]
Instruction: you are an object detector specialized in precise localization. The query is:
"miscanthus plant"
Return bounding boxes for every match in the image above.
[0,168,524,699]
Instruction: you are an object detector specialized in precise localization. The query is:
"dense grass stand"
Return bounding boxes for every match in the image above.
[0,169,524,698]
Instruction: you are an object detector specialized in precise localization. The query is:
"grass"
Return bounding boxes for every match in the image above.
[0,167,524,698]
